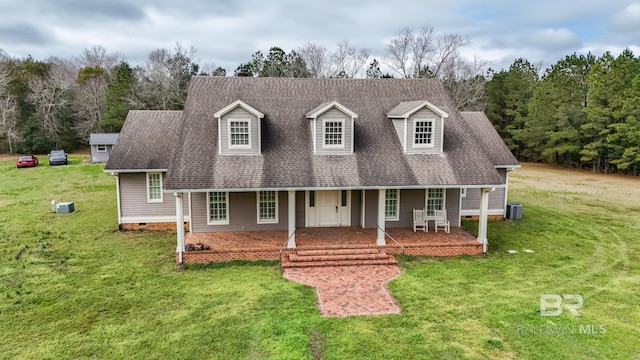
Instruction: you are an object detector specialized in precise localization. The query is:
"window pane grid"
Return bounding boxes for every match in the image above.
[259,191,277,221]
[427,188,444,216]
[209,192,228,222]
[148,173,162,200]
[385,189,398,219]
[415,120,433,145]
[324,121,343,145]
[230,121,249,146]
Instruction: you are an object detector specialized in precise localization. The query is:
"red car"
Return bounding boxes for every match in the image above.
[16,155,38,168]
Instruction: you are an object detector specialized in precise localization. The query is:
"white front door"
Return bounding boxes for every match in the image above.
[317,190,340,226]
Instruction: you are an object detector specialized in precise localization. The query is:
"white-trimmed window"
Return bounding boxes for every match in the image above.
[228,119,251,149]
[323,119,344,148]
[146,173,163,203]
[257,191,278,223]
[96,144,107,152]
[414,119,434,147]
[208,191,229,224]
[385,189,399,221]
[427,188,445,216]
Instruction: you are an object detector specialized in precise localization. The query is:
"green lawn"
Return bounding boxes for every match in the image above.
[0,158,638,359]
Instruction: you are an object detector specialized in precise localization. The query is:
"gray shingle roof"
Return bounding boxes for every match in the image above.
[105,110,182,171]
[163,77,506,191]
[460,111,519,167]
[89,133,119,145]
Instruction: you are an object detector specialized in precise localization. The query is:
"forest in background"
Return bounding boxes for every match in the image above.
[0,25,638,175]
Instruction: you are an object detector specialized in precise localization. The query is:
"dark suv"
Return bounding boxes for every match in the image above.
[48,150,68,165]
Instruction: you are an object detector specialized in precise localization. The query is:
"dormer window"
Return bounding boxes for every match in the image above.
[387,101,449,154]
[214,100,264,155]
[323,119,345,148]
[413,119,434,148]
[306,101,357,155]
[229,119,251,149]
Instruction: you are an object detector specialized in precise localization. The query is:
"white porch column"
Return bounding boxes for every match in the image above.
[287,190,296,248]
[478,188,491,254]
[175,192,185,263]
[377,189,386,245]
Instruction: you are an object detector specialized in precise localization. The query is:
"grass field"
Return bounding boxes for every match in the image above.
[0,156,638,359]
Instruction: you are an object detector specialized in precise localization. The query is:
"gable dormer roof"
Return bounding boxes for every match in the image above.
[214,100,264,119]
[306,100,358,119]
[164,77,505,191]
[387,100,449,119]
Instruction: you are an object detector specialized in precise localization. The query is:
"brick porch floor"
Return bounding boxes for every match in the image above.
[180,227,483,264]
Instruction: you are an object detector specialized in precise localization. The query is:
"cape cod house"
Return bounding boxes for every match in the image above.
[105,77,518,264]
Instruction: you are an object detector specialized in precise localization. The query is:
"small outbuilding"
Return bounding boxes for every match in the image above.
[89,133,119,163]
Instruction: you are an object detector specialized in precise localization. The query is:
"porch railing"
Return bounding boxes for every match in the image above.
[377,226,405,268]
[278,230,296,270]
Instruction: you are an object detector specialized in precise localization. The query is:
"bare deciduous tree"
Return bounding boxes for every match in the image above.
[74,66,108,141]
[136,43,199,109]
[430,32,470,77]
[441,56,489,111]
[297,42,327,78]
[0,94,19,153]
[329,41,370,78]
[384,26,436,78]
[74,45,121,75]
[384,26,470,79]
[27,62,75,146]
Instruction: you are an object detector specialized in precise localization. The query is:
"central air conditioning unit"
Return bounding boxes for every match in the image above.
[56,202,75,214]
[506,202,522,220]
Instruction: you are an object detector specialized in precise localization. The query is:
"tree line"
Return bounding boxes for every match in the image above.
[486,50,640,175]
[0,25,638,175]
[0,25,483,155]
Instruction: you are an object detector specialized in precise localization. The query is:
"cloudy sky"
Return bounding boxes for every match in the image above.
[1,0,639,74]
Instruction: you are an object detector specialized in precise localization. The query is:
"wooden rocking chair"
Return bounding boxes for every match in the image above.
[413,208,428,232]
[434,210,450,233]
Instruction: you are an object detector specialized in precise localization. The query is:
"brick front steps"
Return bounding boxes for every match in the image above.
[282,245,397,268]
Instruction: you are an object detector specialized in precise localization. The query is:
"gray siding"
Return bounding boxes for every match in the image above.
[91,144,113,163]
[351,190,362,227]
[405,108,443,154]
[364,190,378,228]
[390,189,425,228]
[461,188,506,212]
[314,108,353,155]
[219,107,260,155]
[191,191,288,232]
[119,173,189,222]
[295,191,305,228]
[446,188,461,227]
[392,119,405,149]
[497,168,507,182]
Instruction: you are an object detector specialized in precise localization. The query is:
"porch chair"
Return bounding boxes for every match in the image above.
[413,208,428,232]
[434,210,450,233]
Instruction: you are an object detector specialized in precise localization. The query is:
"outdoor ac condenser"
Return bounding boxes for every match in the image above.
[56,202,75,214]
[506,202,522,220]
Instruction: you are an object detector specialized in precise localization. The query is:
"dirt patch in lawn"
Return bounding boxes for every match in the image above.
[511,163,640,208]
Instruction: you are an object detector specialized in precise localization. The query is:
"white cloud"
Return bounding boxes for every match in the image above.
[609,2,640,32]
[523,28,582,52]
[0,0,638,72]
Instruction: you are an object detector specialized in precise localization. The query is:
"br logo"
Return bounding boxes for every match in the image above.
[540,294,583,316]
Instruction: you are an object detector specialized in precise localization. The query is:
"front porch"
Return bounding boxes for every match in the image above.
[178,227,483,265]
